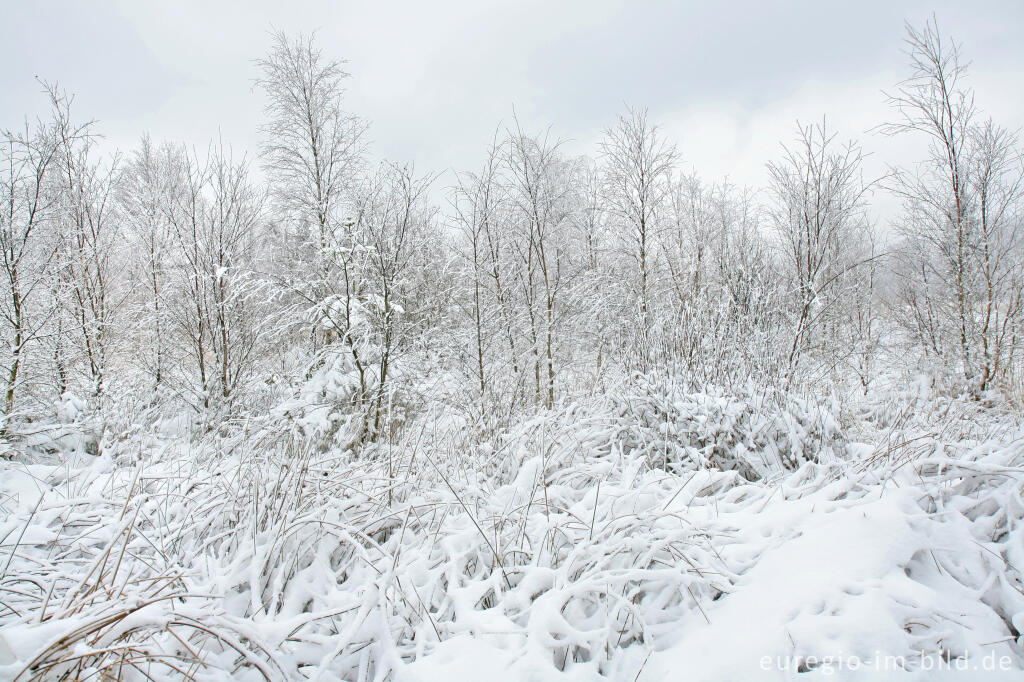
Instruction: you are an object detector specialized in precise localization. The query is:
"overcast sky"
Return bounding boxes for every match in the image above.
[3,0,1024,223]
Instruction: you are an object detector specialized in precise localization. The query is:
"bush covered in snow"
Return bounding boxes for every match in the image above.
[2,386,1023,680]
[611,376,847,479]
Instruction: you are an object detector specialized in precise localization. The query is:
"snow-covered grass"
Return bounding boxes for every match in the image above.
[1,385,1023,680]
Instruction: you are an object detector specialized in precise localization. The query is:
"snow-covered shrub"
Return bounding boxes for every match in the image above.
[0,405,741,679]
[610,376,846,480]
[273,348,368,449]
[3,390,1024,680]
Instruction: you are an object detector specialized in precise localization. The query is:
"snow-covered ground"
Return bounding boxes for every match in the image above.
[1,387,1022,680]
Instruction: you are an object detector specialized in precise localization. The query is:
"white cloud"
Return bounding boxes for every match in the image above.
[2,0,1022,216]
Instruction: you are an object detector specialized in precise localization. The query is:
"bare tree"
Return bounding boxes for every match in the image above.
[573,158,616,386]
[880,17,1015,387]
[121,136,180,393]
[657,176,784,388]
[846,225,885,393]
[451,139,506,423]
[506,123,578,408]
[884,18,974,381]
[257,30,367,355]
[478,149,524,408]
[163,144,267,415]
[165,147,211,410]
[967,121,1024,389]
[884,17,1024,391]
[50,87,124,397]
[354,163,436,438]
[599,107,677,351]
[205,145,267,406]
[0,112,68,423]
[768,120,872,387]
[665,171,716,307]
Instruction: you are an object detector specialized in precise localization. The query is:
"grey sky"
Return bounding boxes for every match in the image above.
[3,0,1024,223]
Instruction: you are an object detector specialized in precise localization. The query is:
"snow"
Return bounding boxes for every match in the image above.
[0,465,51,512]
[0,387,1022,680]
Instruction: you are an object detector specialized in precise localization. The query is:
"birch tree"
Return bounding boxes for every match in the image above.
[0,115,66,423]
[50,87,124,397]
[121,136,179,393]
[599,107,677,354]
[354,163,435,437]
[164,144,267,414]
[452,140,507,422]
[506,124,578,408]
[885,17,1024,391]
[767,120,871,386]
[257,30,367,355]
